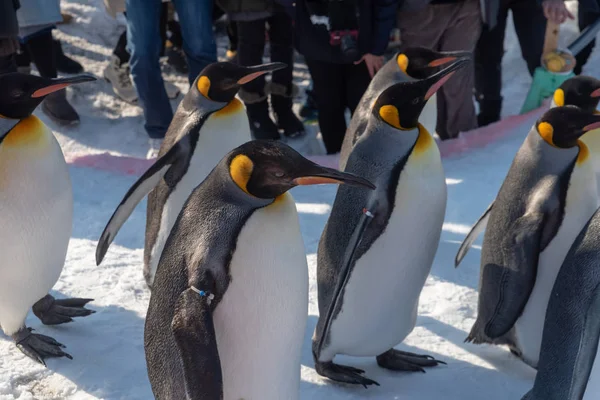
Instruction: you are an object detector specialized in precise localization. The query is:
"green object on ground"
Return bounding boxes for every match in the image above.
[520,67,574,114]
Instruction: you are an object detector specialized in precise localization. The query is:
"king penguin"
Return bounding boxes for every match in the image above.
[0,72,96,365]
[455,75,600,267]
[520,206,600,400]
[339,47,472,169]
[95,61,286,287]
[312,57,469,387]
[464,105,600,369]
[143,140,375,400]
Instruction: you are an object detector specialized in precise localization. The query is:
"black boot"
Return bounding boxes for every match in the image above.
[241,90,280,140]
[42,89,80,126]
[53,39,83,74]
[476,97,502,127]
[270,83,305,138]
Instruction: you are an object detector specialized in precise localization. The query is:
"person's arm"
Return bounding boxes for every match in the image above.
[539,0,574,24]
[355,0,400,77]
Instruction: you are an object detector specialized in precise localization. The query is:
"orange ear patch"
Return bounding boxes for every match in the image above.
[229,154,254,195]
[379,105,401,129]
[538,122,555,146]
[397,54,409,73]
[197,76,211,98]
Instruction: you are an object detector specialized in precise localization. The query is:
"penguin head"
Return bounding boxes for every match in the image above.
[536,105,600,148]
[194,61,287,103]
[374,56,470,130]
[553,75,600,113]
[396,47,472,79]
[228,140,376,199]
[0,73,96,119]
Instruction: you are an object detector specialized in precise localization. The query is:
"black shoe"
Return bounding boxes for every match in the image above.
[246,100,281,140]
[270,86,305,138]
[299,88,318,120]
[54,39,84,74]
[42,89,80,126]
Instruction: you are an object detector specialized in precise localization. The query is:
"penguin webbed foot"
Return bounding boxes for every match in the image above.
[376,349,446,373]
[32,294,95,325]
[315,360,380,388]
[12,327,72,366]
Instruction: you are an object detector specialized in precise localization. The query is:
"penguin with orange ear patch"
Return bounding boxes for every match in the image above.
[312,58,469,387]
[95,61,286,288]
[0,72,96,366]
[465,105,600,370]
[339,47,472,169]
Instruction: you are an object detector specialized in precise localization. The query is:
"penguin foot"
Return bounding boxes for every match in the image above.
[314,360,380,388]
[12,327,72,366]
[376,349,446,373]
[32,294,95,325]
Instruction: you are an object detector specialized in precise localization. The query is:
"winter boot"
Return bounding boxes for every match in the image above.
[240,90,280,140]
[300,87,318,120]
[103,55,138,104]
[53,39,84,74]
[476,97,502,127]
[270,83,305,138]
[42,89,80,126]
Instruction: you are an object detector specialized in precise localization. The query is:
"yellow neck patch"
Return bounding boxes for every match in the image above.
[379,105,402,129]
[214,98,243,117]
[230,154,254,195]
[197,76,211,98]
[538,122,556,147]
[3,115,48,148]
[553,88,565,107]
[413,124,433,155]
[577,140,590,165]
[397,54,409,73]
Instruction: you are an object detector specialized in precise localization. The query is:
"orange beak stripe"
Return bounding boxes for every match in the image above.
[238,71,268,85]
[31,83,70,98]
[294,177,342,185]
[428,57,456,67]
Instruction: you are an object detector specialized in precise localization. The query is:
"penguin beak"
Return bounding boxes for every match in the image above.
[237,63,287,85]
[583,118,600,132]
[31,74,97,98]
[424,57,470,100]
[591,88,600,98]
[427,51,472,67]
[293,165,376,190]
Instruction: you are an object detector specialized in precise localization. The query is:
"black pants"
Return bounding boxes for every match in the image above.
[575,9,600,75]
[474,0,546,118]
[305,58,371,154]
[236,5,294,94]
[23,29,57,78]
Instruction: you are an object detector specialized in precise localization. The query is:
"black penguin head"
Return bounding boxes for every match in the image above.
[194,61,287,103]
[396,47,472,79]
[553,75,600,113]
[227,140,376,199]
[0,73,96,119]
[374,56,469,130]
[536,105,600,148]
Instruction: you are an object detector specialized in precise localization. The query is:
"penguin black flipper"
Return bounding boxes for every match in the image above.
[455,201,494,268]
[172,287,222,400]
[95,143,184,265]
[467,212,546,342]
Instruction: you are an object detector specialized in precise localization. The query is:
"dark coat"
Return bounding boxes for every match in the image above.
[295,0,400,64]
[1,0,20,38]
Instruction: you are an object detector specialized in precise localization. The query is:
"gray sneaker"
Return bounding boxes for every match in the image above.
[103,55,138,104]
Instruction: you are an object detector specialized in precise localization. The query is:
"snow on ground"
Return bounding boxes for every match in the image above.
[1,0,599,398]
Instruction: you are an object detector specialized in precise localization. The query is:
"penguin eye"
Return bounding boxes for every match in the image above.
[273,171,285,178]
[412,98,419,105]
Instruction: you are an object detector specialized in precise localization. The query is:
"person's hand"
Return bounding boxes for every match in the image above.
[355,54,384,78]
[542,0,574,24]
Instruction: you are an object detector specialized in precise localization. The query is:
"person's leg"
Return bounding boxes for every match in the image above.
[24,28,80,125]
[511,0,547,76]
[0,38,18,74]
[267,6,305,138]
[113,30,130,65]
[171,0,217,83]
[306,58,347,154]
[574,9,599,75]
[159,1,168,58]
[474,4,508,126]
[126,0,172,138]
[53,35,84,74]
[436,0,481,139]
[344,61,371,116]
[236,17,280,140]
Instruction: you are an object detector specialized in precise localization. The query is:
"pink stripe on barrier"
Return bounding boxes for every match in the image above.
[66,103,548,176]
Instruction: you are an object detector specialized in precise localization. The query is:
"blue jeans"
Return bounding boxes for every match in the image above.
[125,0,217,138]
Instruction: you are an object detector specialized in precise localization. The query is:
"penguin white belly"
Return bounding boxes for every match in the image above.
[213,193,308,400]
[324,146,446,359]
[0,117,72,335]
[148,108,250,284]
[420,94,437,137]
[580,129,600,198]
[515,161,599,368]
